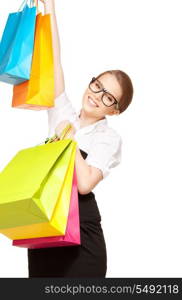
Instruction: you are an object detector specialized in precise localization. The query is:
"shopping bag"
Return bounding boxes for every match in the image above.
[0,0,36,85]
[0,139,77,240]
[0,137,76,233]
[12,11,55,110]
[13,167,81,248]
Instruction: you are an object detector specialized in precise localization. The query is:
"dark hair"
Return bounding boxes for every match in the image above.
[96,69,134,114]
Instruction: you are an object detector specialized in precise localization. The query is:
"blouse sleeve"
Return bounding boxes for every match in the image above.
[47,91,77,138]
[85,131,122,179]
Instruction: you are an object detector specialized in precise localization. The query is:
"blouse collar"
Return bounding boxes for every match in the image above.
[75,109,108,133]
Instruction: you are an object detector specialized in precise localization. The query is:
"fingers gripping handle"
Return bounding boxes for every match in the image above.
[45,124,73,144]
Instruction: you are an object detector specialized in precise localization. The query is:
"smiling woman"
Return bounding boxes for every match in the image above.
[27,0,134,278]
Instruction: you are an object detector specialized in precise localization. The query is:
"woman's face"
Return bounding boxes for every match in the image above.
[81,73,122,120]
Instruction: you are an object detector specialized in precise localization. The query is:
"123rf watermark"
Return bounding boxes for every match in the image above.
[44,283,180,296]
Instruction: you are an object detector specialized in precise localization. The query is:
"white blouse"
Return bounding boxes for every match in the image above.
[47,91,122,179]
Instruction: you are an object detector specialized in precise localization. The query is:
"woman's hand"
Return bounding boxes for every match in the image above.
[38,0,53,4]
[54,120,76,141]
[36,0,55,14]
[38,0,55,7]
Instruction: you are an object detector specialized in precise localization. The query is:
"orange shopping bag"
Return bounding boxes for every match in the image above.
[12,12,54,110]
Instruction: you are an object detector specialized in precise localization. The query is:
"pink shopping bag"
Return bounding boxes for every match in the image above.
[12,168,81,249]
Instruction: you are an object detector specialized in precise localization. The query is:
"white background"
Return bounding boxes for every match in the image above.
[0,0,181,277]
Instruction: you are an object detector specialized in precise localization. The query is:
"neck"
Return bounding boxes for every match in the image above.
[79,109,105,128]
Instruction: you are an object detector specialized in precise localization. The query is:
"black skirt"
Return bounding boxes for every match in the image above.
[27,149,107,277]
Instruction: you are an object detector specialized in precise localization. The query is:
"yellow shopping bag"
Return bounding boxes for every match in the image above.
[0,140,76,240]
[0,131,77,239]
[12,12,55,110]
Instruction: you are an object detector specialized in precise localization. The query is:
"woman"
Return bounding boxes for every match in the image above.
[28,0,134,277]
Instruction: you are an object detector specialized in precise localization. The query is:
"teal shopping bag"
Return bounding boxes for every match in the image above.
[0,0,36,85]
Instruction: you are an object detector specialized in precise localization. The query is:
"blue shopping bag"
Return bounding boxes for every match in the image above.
[0,0,37,85]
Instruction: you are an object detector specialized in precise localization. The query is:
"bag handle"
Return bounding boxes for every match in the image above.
[18,0,37,12]
[45,123,74,144]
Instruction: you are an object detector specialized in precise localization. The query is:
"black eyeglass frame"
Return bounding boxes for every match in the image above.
[88,77,119,110]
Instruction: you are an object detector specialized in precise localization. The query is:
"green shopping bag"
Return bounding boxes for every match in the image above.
[0,139,75,229]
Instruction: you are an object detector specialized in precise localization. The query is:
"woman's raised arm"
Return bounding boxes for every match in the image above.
[39,0,65,97]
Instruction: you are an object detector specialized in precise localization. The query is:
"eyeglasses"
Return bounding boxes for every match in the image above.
[88,77,119,109]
